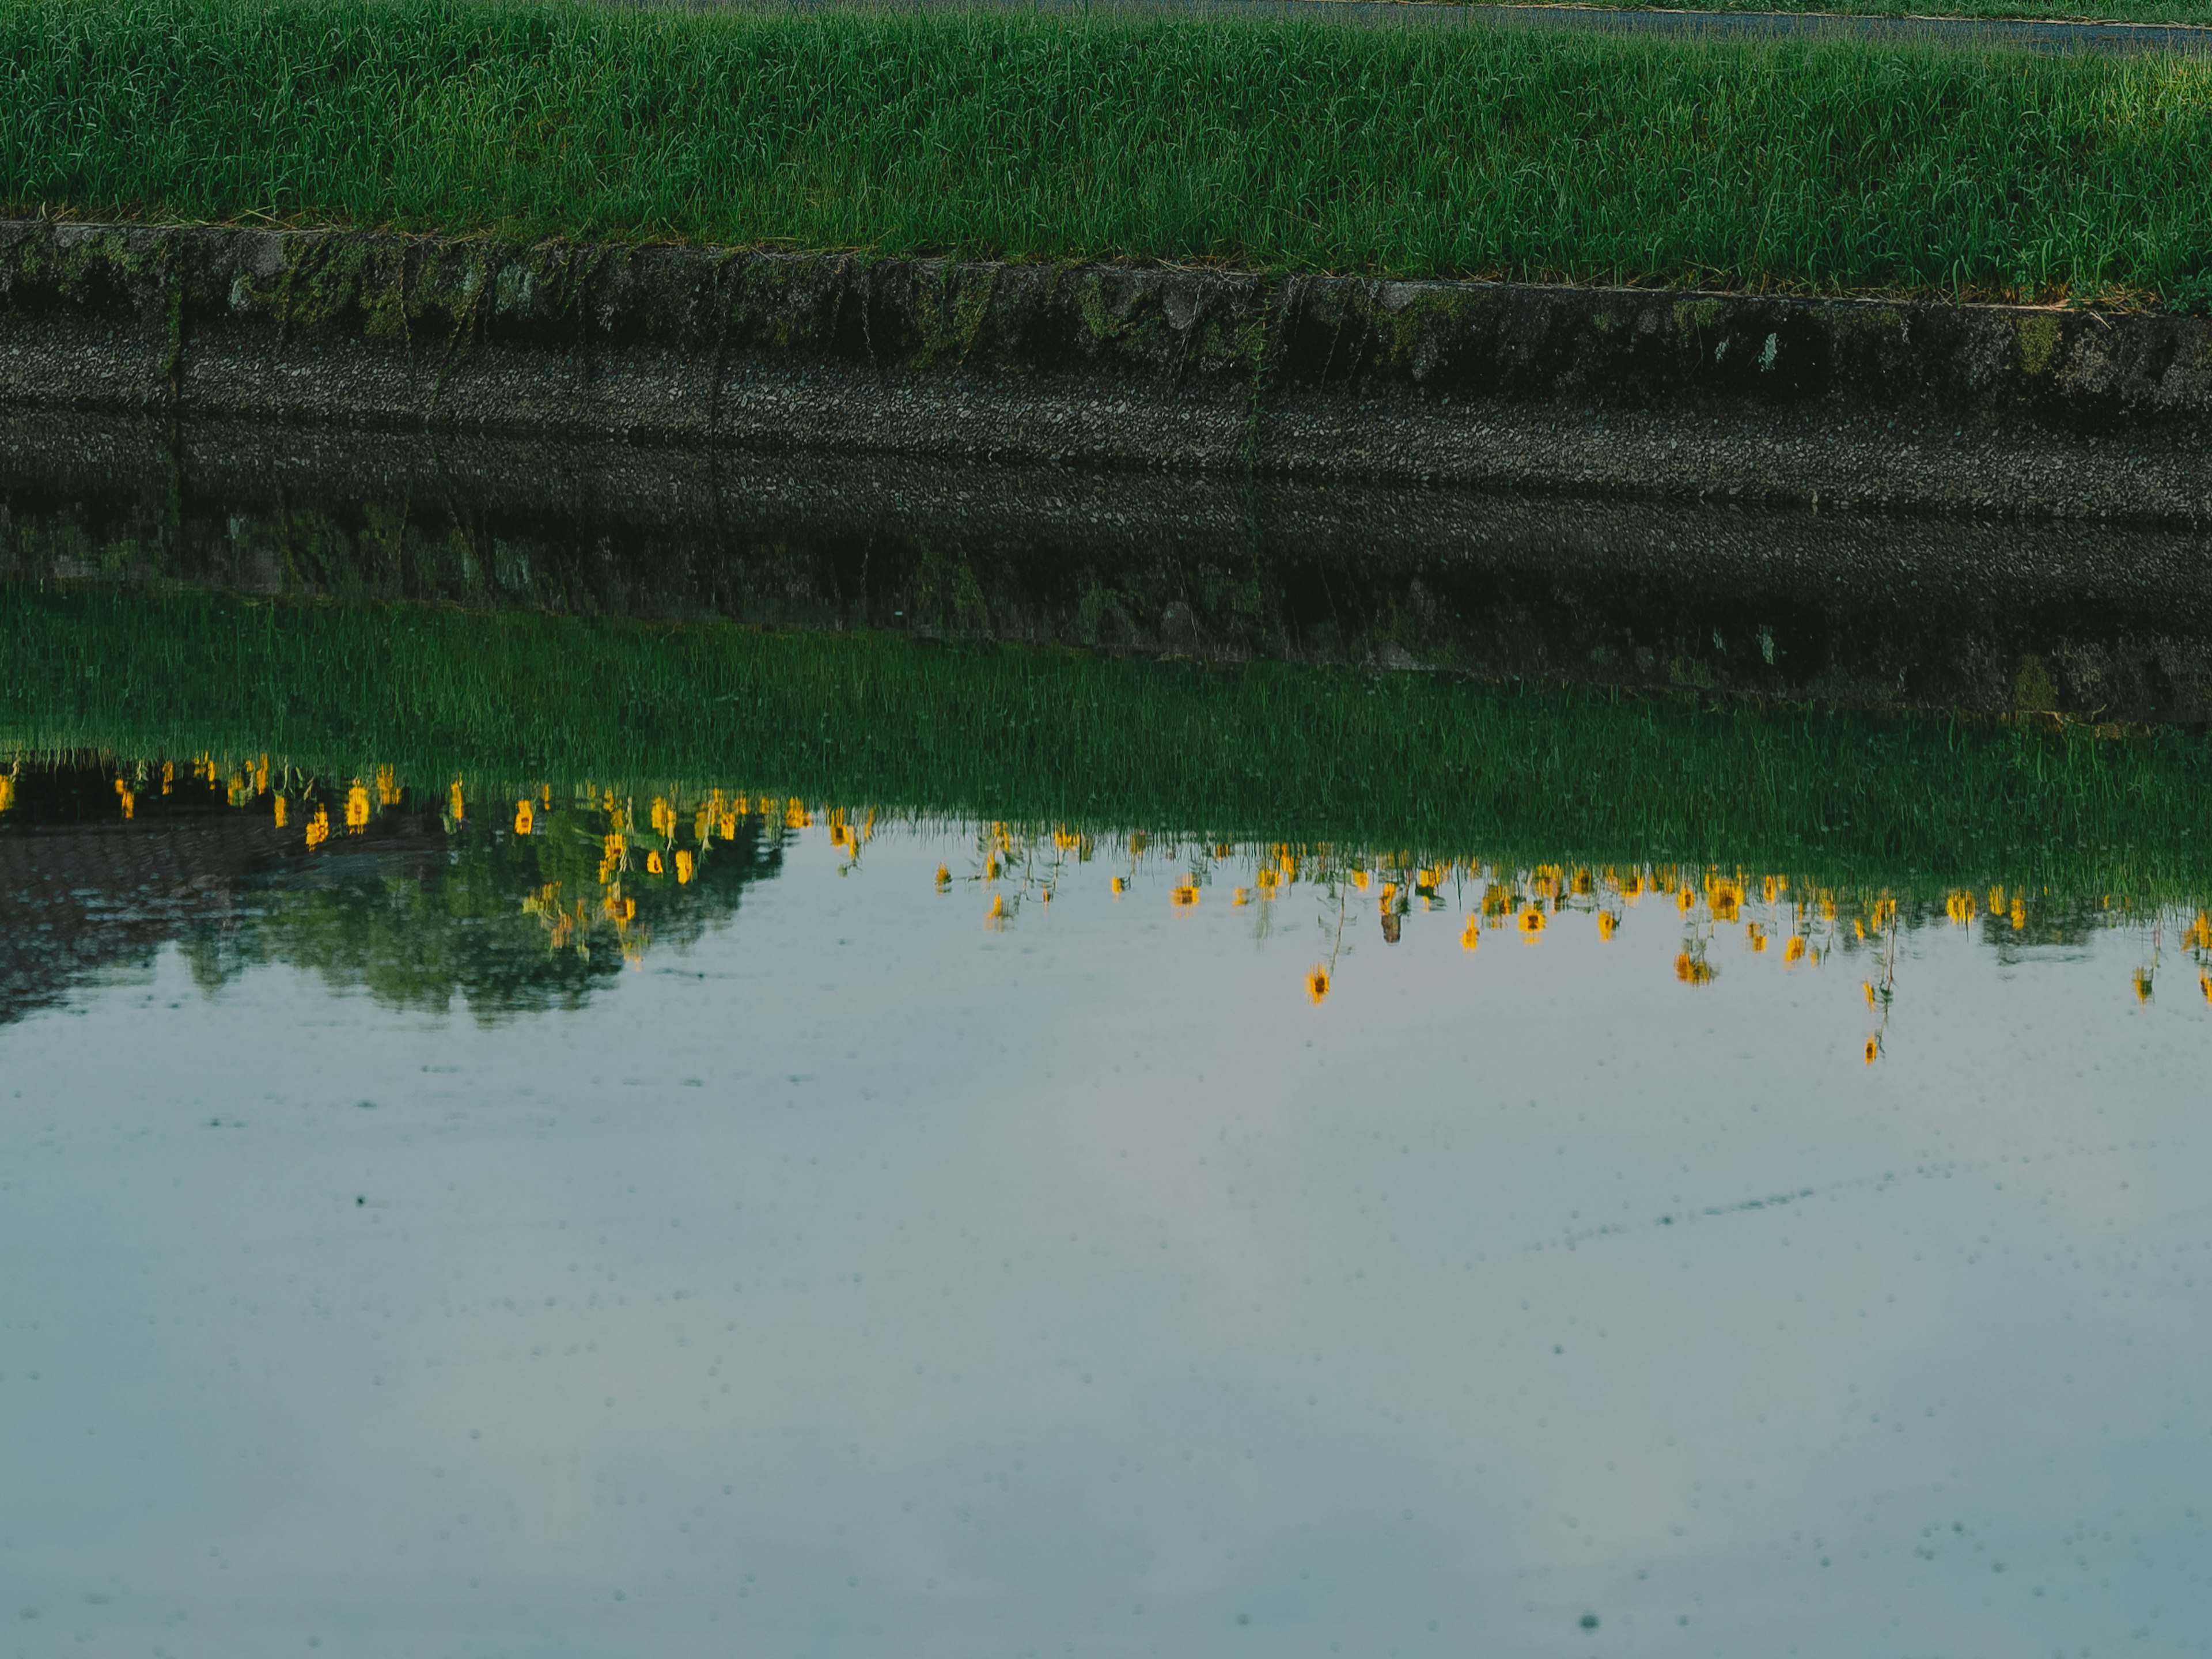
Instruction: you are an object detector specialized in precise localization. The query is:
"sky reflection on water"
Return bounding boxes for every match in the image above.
[4,813,2209,1659]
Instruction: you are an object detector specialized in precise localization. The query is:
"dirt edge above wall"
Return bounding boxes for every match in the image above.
[3,220,2210,524]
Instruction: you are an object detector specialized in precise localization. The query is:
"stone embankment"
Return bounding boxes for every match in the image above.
[3,219,2209,522]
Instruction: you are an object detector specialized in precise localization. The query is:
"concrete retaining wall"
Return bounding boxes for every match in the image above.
[3,219,2210,522]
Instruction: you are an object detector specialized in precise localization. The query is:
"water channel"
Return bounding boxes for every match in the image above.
[2,416,2208,1658]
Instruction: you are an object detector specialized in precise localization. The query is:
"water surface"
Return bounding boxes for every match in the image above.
[3,426,2210,1658]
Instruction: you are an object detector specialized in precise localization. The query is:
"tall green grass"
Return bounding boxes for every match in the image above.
[4,0,2212,301]
[6,581,2210,898]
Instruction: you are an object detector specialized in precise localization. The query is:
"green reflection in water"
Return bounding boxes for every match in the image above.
[8,581,2212,893]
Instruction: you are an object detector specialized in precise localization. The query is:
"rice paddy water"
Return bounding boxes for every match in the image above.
[2,437,2209,1655]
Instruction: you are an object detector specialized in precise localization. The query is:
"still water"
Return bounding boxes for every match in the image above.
[2,765,2209,1658]
[6,414,2212,1656]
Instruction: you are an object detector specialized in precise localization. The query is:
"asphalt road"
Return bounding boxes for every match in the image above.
[738,0,2212,53]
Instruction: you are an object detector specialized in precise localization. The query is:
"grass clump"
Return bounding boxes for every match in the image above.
[3,0,2212,302]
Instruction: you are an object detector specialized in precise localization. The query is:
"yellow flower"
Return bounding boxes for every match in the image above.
[2010,897,2027,930]
[1674,952,1714,986]
[345,783,370,832]
[514,800,535,836]
[1783,935,1806,964]
[2133,968,2153,1003]
[1863,980,1876,1007]
[2200,971,2211,1005]
[1111,876,1126,896]
[1305,965,1330,1004]
[305,805,330,849]
[1747,923,1767,952]
[1171,882,1200,908]
[1233,888,1249,906]
[647,850,665,875]
[1460,919,1479,953]
[273,793,287,828]
[1517,907,1546,940]
[448,781,464,822]
[935,864,950,889]
[675,850,694,884]
[718,812,738,841]
[1351,870,1370,891]
[375,765,399,806]
[1863,1036,1880,1066]
[652,797,676,836]
[1597,912,1616,941]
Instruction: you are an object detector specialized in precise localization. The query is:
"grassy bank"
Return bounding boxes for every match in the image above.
[5,581,2210,900]
[3,0,2211,304]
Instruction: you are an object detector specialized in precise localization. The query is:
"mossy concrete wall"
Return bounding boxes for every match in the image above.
[3,219,2211,522]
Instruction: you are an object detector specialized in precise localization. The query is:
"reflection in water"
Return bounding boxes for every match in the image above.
[3,763,2209,1658]
[4,757,2205,1047]
[7,422,2212,1656]
[11,411,2212,721]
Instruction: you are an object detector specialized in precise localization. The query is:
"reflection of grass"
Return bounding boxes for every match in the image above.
[6,581,2212,898]
[7,0,2212,300]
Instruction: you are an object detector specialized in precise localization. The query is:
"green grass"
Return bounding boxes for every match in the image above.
[6,580,2211,903]
[5,0,2212,303]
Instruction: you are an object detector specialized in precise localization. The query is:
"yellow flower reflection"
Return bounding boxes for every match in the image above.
[675,850,694,885]
[514,799,534,835]
[1863,1036,1881,1065]
[345,783,370,833]
[448,781,465,822]
[1517,907,1546,941]
[1305,965,1331,1005]
[1171,882,1199,908]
